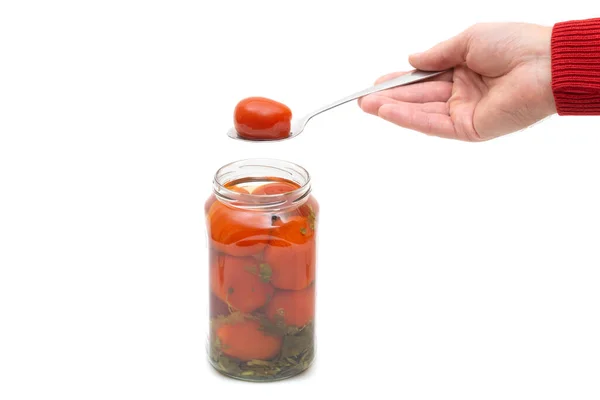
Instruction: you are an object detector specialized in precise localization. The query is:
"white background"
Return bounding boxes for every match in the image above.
[1,1,599,399]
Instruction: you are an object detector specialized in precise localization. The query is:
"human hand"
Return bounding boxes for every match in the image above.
[358,23,557,141]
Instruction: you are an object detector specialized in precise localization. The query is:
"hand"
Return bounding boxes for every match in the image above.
[358,23,557,141]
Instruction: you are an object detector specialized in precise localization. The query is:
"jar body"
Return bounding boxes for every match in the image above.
[205,159,318,382]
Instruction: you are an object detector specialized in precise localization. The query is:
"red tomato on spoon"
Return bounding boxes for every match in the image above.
[234,97,292,140]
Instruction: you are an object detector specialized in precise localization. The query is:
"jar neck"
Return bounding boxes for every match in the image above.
[212,158,311,211]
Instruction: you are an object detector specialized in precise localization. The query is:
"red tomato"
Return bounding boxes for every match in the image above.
[252,181,299,196]
[206,200,272,257]
[263,216,315,290]
[266,285,315,327]
[210,254,274,313]
[234,97,292,140]
[217,319,282,361]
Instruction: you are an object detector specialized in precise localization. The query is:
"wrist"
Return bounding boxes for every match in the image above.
[537,26,557,117]
[519,24,556,118]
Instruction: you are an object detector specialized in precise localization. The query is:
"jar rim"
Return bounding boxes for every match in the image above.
[212,158,312,210]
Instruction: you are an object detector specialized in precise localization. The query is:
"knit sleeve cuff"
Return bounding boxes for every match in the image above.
[551,18,600,115]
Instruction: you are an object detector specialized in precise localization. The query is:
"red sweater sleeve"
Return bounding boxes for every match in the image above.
[551,17,600,115]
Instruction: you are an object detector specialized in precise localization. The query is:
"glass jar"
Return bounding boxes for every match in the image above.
[205,158,318,382]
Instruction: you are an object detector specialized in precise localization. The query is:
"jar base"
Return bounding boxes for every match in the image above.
[208,357,314,382]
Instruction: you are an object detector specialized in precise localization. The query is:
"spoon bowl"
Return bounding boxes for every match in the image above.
[227,116,310,142]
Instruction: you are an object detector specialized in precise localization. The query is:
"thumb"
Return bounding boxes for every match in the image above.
[409,29,471,71]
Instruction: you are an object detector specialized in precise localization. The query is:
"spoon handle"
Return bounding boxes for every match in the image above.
[305,69,449,121]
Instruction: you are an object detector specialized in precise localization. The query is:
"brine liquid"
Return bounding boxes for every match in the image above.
[206,177,318,381]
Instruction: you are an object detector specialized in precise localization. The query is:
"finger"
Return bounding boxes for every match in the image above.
[377,81,453,103]
[359,70,453,108]
[361,93,449,116]
[419,102,449,114]
[359,94,397,115]
[409,29,472,71]
[378,103,457,139]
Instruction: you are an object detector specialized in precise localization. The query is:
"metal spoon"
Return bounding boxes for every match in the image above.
[227,69,449,141]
